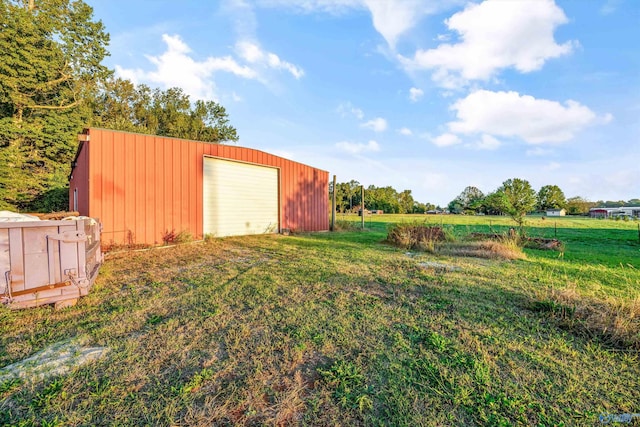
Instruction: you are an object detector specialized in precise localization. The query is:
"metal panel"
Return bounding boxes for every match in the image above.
[69,139,90,215]
[203,157,279,237]
[0,219,103,309]
[7,229,24,292]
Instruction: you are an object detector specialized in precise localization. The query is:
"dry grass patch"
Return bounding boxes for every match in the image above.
[387,224,525,260]
[438,240,526,261]
[386,224,446,252]
[333,219,361,231]
[531,286,640,350]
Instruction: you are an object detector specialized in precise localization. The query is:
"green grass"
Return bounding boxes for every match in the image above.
[0,214,639,425]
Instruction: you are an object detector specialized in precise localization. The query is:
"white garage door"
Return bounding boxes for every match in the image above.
[203,157,279,237]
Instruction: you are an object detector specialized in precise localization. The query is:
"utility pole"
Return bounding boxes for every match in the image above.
[331,175,336,231]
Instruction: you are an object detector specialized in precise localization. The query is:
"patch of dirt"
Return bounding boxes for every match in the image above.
[0,336,109,382]
[417,262,462,272]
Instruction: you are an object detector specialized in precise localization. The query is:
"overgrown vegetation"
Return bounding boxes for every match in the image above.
[1,215,638,425]
[161,229,194,245]
[531,285,640,350]
[333,219,360,231]
[386,223,447,251]
[0,0,239,212]
[386,222,525,260]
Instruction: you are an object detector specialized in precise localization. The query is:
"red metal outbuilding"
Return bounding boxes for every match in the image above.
[69,128,329,245]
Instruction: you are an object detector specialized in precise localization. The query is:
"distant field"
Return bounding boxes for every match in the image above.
[343,213,640,296]
[0,215,639,425]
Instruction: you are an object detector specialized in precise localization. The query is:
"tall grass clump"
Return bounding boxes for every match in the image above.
[334,219,360,231]
[386,223,446,252]
[532,286,640,350]
[438,240,526,260]
[387,224,526,260]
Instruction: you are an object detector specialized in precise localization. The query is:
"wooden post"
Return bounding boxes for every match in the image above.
[331,175,336,231]
[361,185,365,229]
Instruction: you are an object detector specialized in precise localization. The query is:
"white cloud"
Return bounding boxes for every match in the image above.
[258,0,450,48]
[236,40,304,79]
[475,134,501,150]
[225,0,258,37]
[399,127,413,136]
[544,162,561,171]
[335,139,381,154]
[361,117,388,132]
[600,0,622,15]
[448,90,606,144]
[361,0,440,48]
[116,34,257,100]
[599,113,614,124]
[115,34,302,101]
[526,147,553,156]
[231,92,243,102]
[431,133,461,147]
[409,87,424,102]
[401,0,574,88]
[336,102,364,119]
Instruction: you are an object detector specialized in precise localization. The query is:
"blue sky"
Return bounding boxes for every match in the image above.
[87,0,639,206]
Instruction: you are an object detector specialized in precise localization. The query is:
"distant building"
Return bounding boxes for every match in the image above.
[590,207,640,218]
[354,205,370,216]
[590,208,610,218]
[546,209,566,217]
[69,128,328,245]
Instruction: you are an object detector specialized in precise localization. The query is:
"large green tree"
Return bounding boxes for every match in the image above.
[1,2,240,212]
[397,189,415,214]
[0,0,110,210]
[329,181,433,215]
[497,178,536,229]
[565,196,594,215]
[89,78,239,143]
[537,184,566,211]
[448,186,485,214]
[484,191,506,215]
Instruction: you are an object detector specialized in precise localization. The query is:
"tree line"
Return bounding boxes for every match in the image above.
[448,181,640,219]
[0,0,238,212]
[330,180,437,214]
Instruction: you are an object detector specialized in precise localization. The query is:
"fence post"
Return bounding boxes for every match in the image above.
[331,175,336,231]
[361,185,365,229]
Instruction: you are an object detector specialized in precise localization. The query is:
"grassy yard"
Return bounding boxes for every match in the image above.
[1,215,639,425]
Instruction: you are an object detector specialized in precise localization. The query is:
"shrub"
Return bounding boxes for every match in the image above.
[162,229,193,245]
[25,186,69,212]
[386,223,446,251]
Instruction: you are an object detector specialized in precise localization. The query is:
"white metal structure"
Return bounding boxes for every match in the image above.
[203,157,279,237]
[546,209,566,217]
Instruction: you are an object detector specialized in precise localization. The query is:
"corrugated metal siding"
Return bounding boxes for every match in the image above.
[73,128,328,245]
[68,141,89,214]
